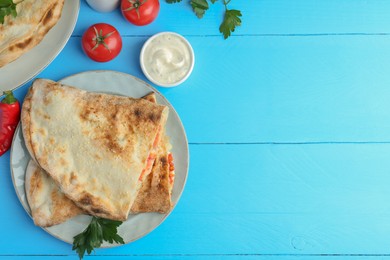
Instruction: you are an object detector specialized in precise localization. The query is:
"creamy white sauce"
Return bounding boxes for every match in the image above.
[142,33,193,85]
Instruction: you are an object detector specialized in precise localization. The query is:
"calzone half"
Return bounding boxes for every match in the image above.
[24,93,175,227]
[21,79,168,221]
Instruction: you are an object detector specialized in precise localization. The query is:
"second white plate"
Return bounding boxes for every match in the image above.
[0,0,80,92]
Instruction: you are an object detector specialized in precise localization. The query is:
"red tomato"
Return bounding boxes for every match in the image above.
[82,23,122,62]
[121,0,160,26]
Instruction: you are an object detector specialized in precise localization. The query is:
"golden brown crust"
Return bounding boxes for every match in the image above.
[131,93,173,214]
[76,92,165,161]
[24,91,174,226]
[0,0,64,67]
[25,160,83,227]
[21,84,38,164]
[25,79,169,221]
[142,92,157,103]
[131,135,172,214]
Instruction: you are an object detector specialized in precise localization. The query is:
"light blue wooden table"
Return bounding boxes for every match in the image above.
[3,0,390,259]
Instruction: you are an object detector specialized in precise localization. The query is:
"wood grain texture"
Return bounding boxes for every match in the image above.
[3,0,390,259]
[2,256,390,260]
[3,144,390,255]
[12,36,390,143]
[74,0,390,36]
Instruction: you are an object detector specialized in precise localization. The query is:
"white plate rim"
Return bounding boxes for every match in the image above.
[10,70,189,247]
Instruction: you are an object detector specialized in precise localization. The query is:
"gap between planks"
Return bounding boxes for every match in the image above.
[189,141,390,145]
[3,254,390,257]
[70,33,390,38]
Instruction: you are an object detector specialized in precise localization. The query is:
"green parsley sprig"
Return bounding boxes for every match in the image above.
[0,0,20,24]
[72,217,125,259]
[166,0,242,39]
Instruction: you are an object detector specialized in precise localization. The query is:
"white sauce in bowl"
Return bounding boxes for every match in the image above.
[141,32,194,87]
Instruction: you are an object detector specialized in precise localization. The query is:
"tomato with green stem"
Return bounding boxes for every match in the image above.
[121,0,160,26]
[82,23,122,62]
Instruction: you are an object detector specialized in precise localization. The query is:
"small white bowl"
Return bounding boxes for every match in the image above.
[86,0,120,13]
[140,32,195,87]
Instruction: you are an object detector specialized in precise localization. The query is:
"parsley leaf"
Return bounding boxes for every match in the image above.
[190,0,209,19]
[99,218,125,244]
[166,0,242,39]
[0,0,18,24]
[72,217,125,259]
[219,9,242,39]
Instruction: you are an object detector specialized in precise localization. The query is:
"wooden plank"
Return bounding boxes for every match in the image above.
[3,144,390,255]
[13,35,390,143]
[2,256,390,259]
[74,0,390,36]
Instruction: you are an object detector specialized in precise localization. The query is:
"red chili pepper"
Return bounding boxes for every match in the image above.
[0,91,20,156]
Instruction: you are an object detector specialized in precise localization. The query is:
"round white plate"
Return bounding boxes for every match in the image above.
[0,0,80,92]
[10,70,189,246]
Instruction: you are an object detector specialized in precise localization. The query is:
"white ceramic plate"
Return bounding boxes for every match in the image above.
[10,70,189,246]
[0,0,80,92]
